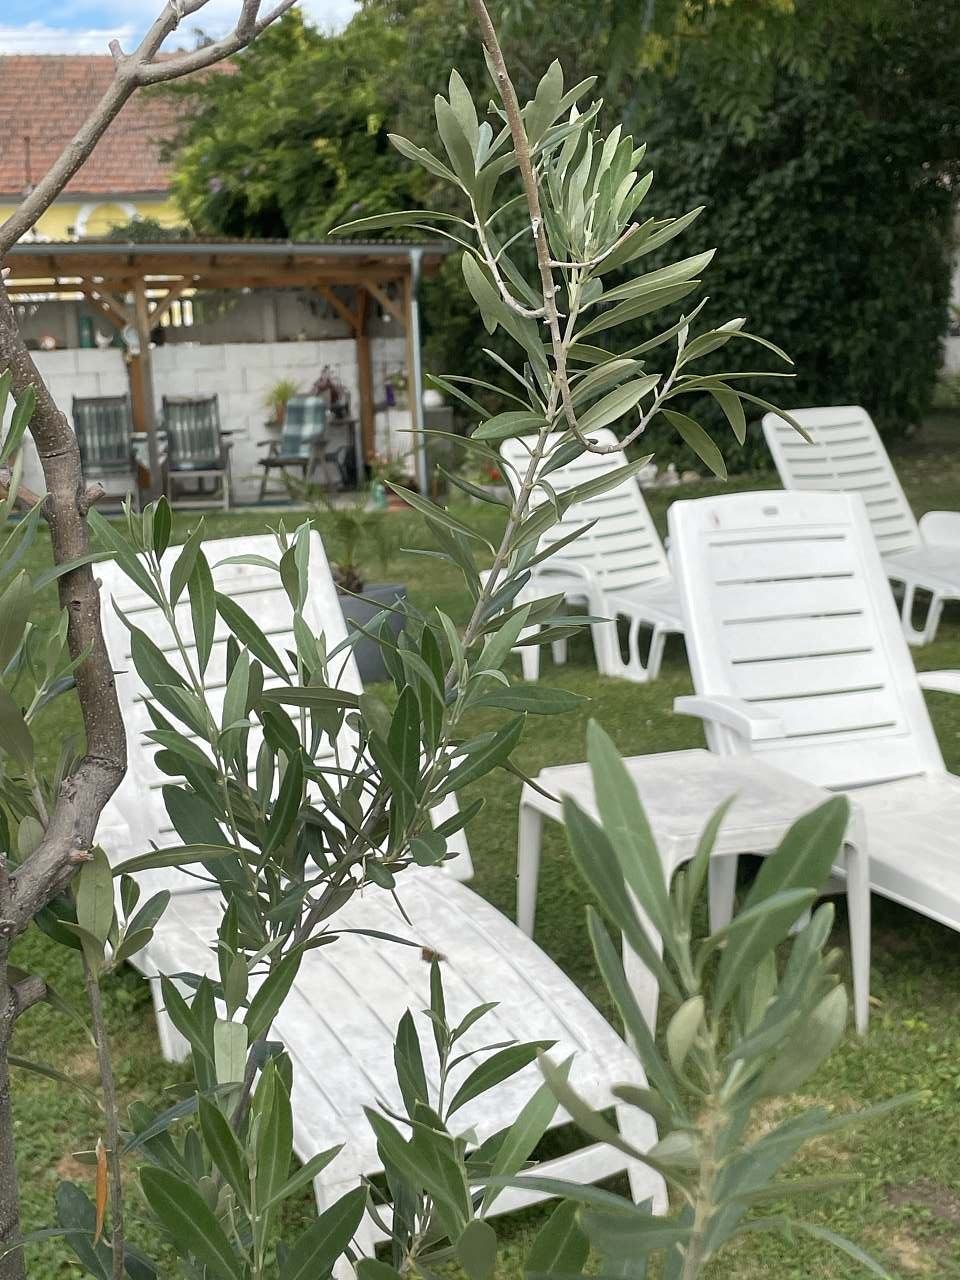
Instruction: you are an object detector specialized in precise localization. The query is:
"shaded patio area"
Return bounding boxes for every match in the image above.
[3,236,452,503]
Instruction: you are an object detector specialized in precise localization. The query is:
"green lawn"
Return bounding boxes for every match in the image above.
[10,411,960,1277]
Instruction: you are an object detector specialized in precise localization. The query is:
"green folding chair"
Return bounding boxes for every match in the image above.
[71,395,138,505]
[162,395,233,511]
[257,395,327,501]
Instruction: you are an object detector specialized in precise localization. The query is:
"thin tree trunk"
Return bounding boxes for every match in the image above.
[0,980,25,1280]
[83,961,124,1279]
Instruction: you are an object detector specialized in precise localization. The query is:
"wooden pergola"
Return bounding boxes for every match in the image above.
[3,237,452,490]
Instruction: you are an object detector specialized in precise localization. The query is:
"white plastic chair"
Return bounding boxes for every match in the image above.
[500,430,683,682]
[96,532,662,1252]
[669,488,960,1033]
[762,405,960,645]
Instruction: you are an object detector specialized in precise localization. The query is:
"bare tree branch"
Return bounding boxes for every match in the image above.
[0,0,299,253]
[135,1,298,84]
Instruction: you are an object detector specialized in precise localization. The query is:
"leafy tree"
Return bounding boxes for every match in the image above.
[635,0,960,463]
[166,0,960,468]
[104,216,191,241]
[164,10,426,237]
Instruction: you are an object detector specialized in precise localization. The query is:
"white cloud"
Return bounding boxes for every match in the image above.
[0,1,356,54]
[0,22,138,53]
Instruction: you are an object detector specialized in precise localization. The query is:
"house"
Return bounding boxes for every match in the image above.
[0,55,184,240]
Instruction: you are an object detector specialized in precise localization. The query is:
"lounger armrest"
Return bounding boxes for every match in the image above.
[919,510,960,549]
[917,670,960,696]
[674,695,785,741]
[534,558,598,586]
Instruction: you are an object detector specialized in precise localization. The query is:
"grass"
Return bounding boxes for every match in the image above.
[9,410,960,1277]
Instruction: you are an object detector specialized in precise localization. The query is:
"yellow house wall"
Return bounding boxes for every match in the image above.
[0,196,183,240]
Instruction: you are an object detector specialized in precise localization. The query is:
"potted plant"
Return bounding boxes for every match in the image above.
[264,376,300,426]
[461,457,511,503]
[384,366,409,409]
[287,475,407,682]
[371,450,419,505]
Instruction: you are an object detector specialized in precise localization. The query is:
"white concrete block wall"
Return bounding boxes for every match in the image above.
[2,338,410,501]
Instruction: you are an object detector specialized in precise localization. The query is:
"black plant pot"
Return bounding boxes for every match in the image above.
[338,582,407,683]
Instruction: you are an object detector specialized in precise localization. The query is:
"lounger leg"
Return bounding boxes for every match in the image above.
[316,1177,374,1280]
[621,617,649,682]
[898,581,940,646]
[148,976,190,1063]
[590,618,622,678]
[519,634,541,682]
[614,1101,667,1212]
[516,800,544,935]
[258,467,269,503]
[645,625,667,682]
[708,857,738,931]
[922,591,944,646]
[844,841,871,1036]
[898,581,915,636]
[551,637,568,667]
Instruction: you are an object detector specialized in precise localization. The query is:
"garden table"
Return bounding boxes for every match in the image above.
[517,748,868,1030]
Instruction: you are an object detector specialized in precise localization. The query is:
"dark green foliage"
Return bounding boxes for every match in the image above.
[163,9,428,237]
[635,1,960,467]
[164,1,959,472]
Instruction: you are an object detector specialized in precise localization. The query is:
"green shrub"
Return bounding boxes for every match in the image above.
[637,90,955,468]
[421,3,960,473]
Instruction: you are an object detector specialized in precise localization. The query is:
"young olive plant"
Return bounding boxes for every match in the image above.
[334,32,805,635]
[360,726,904,1280]
[38,489,590,1278]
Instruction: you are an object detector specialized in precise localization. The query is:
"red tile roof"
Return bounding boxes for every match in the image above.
[0,55,186,198]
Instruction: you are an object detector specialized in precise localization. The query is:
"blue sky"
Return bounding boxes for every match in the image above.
[0,0,357,52]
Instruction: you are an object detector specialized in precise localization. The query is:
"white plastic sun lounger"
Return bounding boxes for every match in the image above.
[515,749,851,1029]
[95,532,662,1250]
[762,405,960,645]
[500,429,683,682]
[669,488,960,1031]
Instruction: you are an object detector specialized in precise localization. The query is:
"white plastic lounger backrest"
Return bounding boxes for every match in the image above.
[762,405,921,557]
[98,531,470,895]
[668,490,944,790]
[501,429,670,593]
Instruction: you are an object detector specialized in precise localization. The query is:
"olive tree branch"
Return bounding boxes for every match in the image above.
[466,0,585,445]
[467,0,688,459]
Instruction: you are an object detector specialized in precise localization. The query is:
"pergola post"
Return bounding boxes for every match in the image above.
[132,280,162,502]
[405,248,428,497]
[354,286,374,465]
